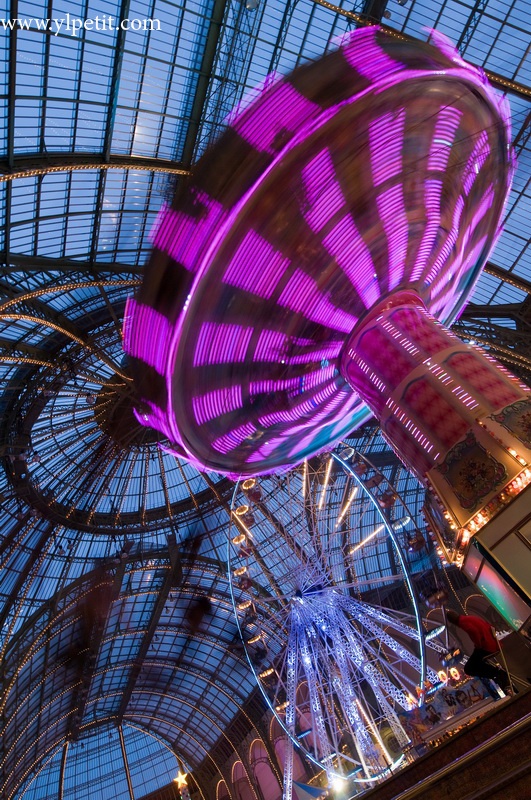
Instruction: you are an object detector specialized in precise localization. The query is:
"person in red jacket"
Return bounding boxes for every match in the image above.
[445,609,512,693]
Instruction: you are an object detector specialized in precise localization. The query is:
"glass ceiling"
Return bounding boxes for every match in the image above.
[0,0,530,797]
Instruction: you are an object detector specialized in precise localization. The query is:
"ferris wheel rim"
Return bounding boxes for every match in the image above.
[227,455,434,782]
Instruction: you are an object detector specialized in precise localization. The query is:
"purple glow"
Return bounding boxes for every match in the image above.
[224,71,281,127]
[425,195,465,283]
[250,378,301,396]
[254,329,288,362]
[428,30,470,69]
[463,131,490,195]
[376,185,408,290]
[431,185,494,302]
[343,27,402,82]
[287,343,343,364]
[232,81,319,154]
[428,107,462,172]
[278,269,358,333]
[193,323,254,367]
[123,299,171,376]
[369,110,405,185]
[323,216,379,309]
[151,193,225,273]
[222,230,290,299]
[253,329,342,364]
[411,180,442,281]
[212,422,257,454]
[297,366,336,393]
[192,386,244,425]
[301,149,345,232]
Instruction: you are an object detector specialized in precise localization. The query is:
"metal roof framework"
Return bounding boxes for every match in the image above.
[0,0,530,797]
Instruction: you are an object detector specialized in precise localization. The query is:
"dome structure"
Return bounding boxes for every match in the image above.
[1,1,530,798]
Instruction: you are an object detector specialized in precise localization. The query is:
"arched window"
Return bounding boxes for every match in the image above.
[217,779,231,800]
[249,739,281,800]
[270,718,306,783]
[232,761,255,800]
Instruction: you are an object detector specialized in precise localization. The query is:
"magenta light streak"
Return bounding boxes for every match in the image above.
[258,394,330,427]
[300,365,336,391]
[323,216,379,309]
[376,185,408,290]
[192,385,244,425]
[287,432,320,457]
[224,71,281,128]
[258,409,305,426]
[433,236,488,320]
[411,179,442,281]
[193,323,253,367]
[301,148,345,233]
[431,185,494,302]
[369,109,405,185]
[250,378,301,396]
[211,422,257,454]
[343,27,402,82]
[428,30,469,69]
[286,342,343,364]
[277,268,358,333]
[253,331,341,367]
[307,392,346,424]
[428,107,462,172]
[222,230,290,299]
[158,442,206,473]
[246,438,282,462]
[254,329,288,362]
[232,81,320,154]
[151,193,225,273]
[311,382,340,406]
[463,131,490,195]
[425,195,465,284]
[123,299,171,376]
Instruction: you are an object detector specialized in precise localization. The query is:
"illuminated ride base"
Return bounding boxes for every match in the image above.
[125,29,531,625]
[227,457,449,797]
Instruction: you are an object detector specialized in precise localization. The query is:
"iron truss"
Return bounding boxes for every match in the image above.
[1,0,530,795]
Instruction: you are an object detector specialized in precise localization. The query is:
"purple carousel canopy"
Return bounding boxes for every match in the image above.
[124,27,513,477]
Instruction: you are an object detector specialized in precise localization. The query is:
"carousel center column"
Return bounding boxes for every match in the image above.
[341,290,531,629]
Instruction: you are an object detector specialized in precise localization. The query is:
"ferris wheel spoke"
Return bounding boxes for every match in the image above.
[325,614,379,776]
[282,624,298,800]
[229,455,435,788]
[298,626,336,779]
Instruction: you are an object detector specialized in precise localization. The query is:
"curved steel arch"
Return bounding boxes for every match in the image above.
[0,551,265,799]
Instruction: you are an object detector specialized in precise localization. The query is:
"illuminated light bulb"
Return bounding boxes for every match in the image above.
[449,667,460,680]
[233,566,247,577]
[259,667,275,678]
[238,600,252,610]
[232,533,246,545]
[235,504,249,516]
[247,634,262,644]
[242,478,256,490]
[332,777,347,793]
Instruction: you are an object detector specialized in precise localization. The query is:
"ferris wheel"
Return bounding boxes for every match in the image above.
[228,452,447,796]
